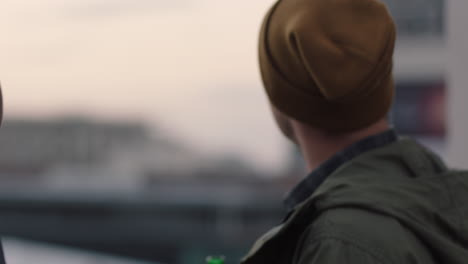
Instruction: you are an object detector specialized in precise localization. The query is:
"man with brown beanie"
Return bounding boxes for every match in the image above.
[241,0,468,263]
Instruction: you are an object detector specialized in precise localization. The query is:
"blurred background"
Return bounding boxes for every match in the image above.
[0,0,452,263]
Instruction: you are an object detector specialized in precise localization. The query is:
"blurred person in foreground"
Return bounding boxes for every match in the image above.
[241,0,468,263]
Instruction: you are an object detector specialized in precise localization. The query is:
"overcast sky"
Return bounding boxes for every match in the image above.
[0,0,293,173]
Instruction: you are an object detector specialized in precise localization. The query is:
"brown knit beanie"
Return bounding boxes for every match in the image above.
[259,0,396,132]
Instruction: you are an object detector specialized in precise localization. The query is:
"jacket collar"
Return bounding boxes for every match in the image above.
[284,129,398,212]
[242,137,447,264]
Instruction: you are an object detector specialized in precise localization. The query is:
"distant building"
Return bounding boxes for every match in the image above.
[383,0,444,37]
[386,0,446,154]
[0,118,148,166]
[0,118,266,191]
[0,118,148,189]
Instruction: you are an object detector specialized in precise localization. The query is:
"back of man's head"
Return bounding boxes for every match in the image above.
[259,0,396,133]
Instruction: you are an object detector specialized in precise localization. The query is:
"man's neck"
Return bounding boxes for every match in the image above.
[292,119,391,171]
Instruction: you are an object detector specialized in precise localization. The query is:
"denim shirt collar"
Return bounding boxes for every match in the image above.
[284,129,398,213]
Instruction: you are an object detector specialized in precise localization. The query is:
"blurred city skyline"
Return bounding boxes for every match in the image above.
[0,0,290,173]
[0,0,446,173]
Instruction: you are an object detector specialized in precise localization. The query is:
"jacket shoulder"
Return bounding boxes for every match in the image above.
[295,207,435,264]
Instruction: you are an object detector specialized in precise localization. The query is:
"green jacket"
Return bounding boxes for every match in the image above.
[241,138,468,264]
